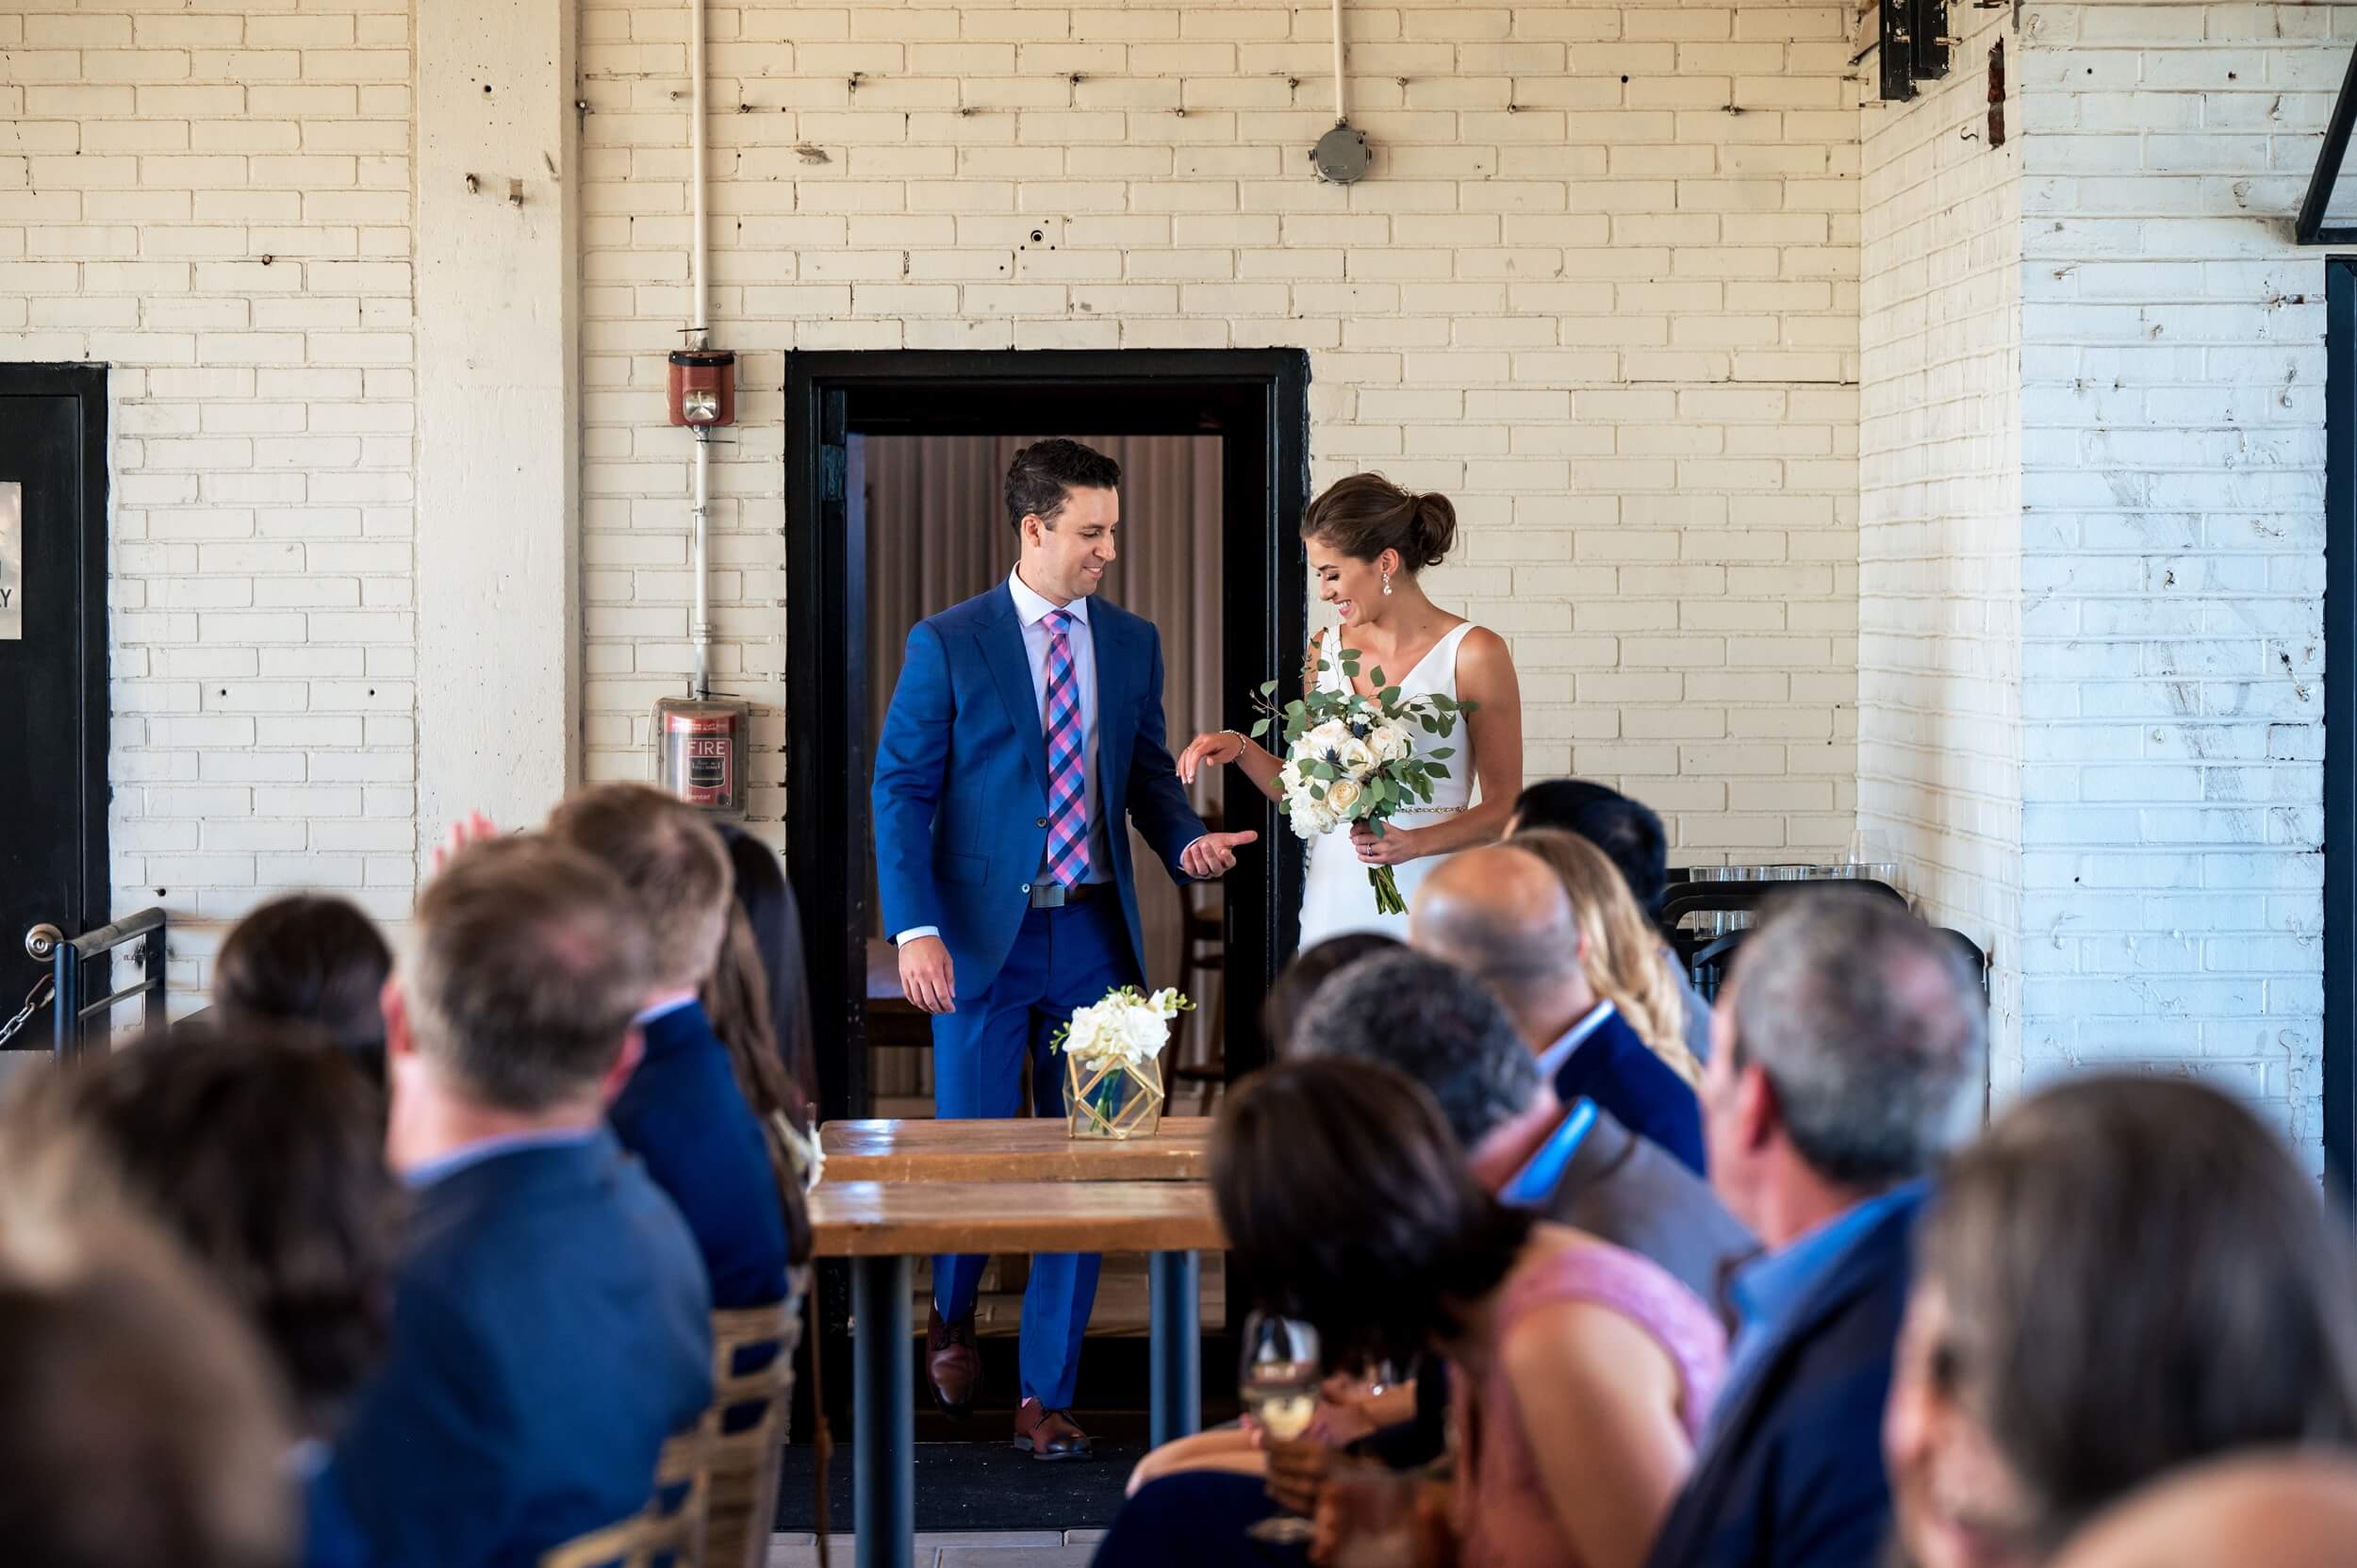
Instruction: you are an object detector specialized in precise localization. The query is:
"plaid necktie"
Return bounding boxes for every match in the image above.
[1039,609,1092,888]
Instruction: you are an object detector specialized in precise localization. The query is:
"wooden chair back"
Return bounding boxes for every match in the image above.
[680,1295,802,1568]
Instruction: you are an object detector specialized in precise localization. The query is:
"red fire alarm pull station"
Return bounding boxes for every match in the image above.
[668,348,736,428]
[652,695,751,818]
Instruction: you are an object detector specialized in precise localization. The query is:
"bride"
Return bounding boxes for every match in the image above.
[1178,473,1525,948]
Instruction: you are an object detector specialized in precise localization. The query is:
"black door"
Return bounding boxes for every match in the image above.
[0,365,109,1055]
[784,350,1312,1124]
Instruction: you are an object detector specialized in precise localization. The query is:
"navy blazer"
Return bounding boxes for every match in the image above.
[871,582,1209,994]
[335,1132,713,1568]
[1644,1187,1925,1568]
[1551,1008,1708,1177]
[611,999,791,1310]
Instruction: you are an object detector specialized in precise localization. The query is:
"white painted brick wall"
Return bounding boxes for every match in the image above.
[576,0,1866,858]
[2016,1,2338,1164]
[1857,8,2027,1079]
[0,3,417,1003]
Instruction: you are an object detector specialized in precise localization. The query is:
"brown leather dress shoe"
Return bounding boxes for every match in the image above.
[1013,1396,1093,1461]
[927,1308,980,1417]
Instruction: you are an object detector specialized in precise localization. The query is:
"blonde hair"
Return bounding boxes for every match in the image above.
[1508,828,1697,1086]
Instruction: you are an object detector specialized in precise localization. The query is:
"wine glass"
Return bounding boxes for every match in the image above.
[1240,1309,1323,1544]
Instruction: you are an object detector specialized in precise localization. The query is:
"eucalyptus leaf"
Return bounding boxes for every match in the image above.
[1428,747,1454,760]
[1249,718,1271,737]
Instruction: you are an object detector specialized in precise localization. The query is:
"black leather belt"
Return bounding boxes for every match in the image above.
[1028,882,1101,909]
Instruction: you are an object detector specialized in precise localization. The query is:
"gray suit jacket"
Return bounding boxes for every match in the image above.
[1545,1101,1756,1312]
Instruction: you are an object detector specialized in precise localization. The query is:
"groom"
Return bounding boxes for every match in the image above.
[872,437,1257,1460]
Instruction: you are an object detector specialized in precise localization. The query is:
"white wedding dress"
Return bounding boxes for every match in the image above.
[1295,620,1481,950]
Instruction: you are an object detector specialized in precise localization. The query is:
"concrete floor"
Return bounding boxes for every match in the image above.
[767,1528,1105,1567]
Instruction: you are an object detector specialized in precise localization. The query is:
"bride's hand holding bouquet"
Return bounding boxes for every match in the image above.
[1247,641,1473,916]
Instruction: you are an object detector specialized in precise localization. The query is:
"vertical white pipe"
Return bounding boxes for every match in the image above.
[691,435,712,698]
[1331,0,1347,124]
[688,0,708,343]
[687,0,711,698]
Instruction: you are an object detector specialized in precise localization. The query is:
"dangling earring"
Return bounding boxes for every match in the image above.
[1381,570,1393,596]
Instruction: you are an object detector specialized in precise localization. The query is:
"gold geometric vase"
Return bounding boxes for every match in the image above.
[1063,1051,1165,1140]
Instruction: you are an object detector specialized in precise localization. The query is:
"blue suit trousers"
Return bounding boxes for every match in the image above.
[929,897,1137,1410]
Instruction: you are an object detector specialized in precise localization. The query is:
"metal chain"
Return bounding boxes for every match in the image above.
[0,976,56,1050]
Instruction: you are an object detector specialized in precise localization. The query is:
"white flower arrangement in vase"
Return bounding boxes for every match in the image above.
[1052,984,1194,1140]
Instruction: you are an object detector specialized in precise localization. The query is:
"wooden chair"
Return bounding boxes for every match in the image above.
[680,1296,803,1568]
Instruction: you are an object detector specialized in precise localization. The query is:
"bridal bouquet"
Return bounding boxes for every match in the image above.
[1251,642,1473,916]
[1053,985,1194,1139]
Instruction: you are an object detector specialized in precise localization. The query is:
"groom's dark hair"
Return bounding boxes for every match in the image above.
[1006,438,1121,532]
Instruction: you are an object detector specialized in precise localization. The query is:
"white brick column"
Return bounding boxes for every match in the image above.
[415,0,583,853]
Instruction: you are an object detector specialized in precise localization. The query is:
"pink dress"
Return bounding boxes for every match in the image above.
[1449,1242,1727,1568]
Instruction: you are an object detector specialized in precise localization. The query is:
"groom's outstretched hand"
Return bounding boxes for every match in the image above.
[1180,830,1259,880]
[898,935,957,1014]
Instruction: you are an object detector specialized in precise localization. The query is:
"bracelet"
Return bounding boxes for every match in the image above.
[1223,729,1251,753]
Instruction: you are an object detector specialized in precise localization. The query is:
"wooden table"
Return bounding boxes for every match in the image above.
[820,1116,1215,1183]
[810,1175,1225,1568]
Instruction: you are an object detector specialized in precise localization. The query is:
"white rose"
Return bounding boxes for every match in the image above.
[1120,1009,1169,1060]
[1301,801,1340,835]
[1332,735,1376,776]
[1370,723,1412,763]
[1325,776,1364,816]
[1306,719,1354,759]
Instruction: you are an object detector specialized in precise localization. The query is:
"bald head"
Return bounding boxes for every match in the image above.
[1409,846,1592,1048]
[2053,1455,2357,1568]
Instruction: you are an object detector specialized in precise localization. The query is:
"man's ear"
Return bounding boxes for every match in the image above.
[597,1028,647,1109]
[381,975,414,1061]
[1736,1059,1780,1157]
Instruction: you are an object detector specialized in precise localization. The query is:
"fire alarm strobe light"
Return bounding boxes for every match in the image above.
[668,348,736,427]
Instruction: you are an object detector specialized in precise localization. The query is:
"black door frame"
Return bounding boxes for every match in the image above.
[0,362,110,995]
[2325,262,2357,1218]
[783,349,1313,1125]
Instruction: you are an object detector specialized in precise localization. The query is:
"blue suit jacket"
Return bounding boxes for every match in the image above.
[1643,1187,1925,1568]
[611,1000,792,1310]
[1551,1008,1708,1178]
[334,1133,713,1568]
[872,582,1210,993]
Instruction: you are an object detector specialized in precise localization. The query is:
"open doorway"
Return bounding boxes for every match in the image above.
[784,350,1311,1126]
[858,434,1228,1115]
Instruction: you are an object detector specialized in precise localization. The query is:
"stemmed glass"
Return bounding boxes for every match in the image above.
[1240,1309,1323,1544]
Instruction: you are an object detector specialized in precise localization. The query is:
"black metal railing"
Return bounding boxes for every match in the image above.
[51,907,168,1060]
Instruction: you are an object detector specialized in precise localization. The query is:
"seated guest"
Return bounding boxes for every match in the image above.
[1297,948,1754,1305]
[338,835,713,1568]
[2053,1455,2357,1568]
[1509,828,1697,1083]
[1508,778,1714,1066]
[24,1028,399,1568]
[714,823,820,1154]
[1099,1059,1723,1568]
[1410,844,1705,1175]
[1259,930,1401,1048]
[0,1197,293,1568]
[1885,1076,2357,1568]
[211,894,393,1087]
[702,902,814,1266]
[1125,948,1750,1505]
[1646,887,1983,1568]
[549,783,791,1311]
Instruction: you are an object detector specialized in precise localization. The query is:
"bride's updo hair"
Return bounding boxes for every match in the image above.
[1301,472,1458,572]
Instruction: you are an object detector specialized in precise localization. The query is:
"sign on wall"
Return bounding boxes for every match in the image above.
[0,482,19,641]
